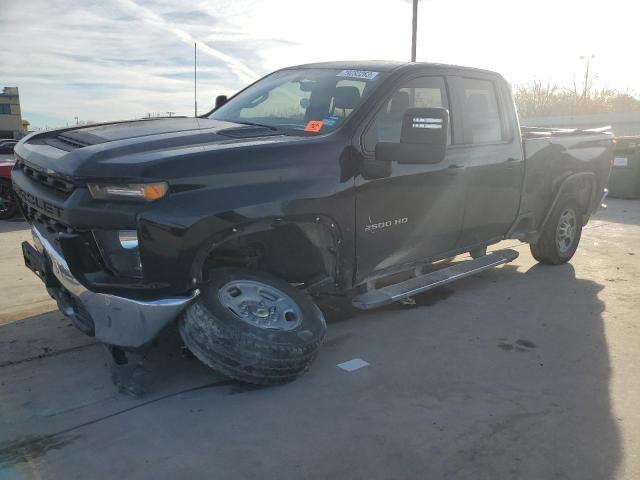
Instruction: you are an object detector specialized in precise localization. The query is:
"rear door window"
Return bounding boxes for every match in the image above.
[459,78,505,144]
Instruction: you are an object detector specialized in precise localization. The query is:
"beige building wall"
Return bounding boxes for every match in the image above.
[0,87,25,139]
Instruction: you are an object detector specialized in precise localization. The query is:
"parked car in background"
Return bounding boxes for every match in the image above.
[0,139,17,154]
[13,61,613,394]
[0,156,18,219]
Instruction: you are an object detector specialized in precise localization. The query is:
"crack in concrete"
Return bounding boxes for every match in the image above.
[0,342,99,369]
[0,379,234,468]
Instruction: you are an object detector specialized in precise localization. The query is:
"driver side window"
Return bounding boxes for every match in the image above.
[363,76,449,152]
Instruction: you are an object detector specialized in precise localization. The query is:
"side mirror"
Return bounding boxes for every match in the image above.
[375,107,449,165]
[214,95,228,109]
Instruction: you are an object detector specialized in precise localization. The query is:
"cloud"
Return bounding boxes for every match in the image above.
[0,0,273,127]
[114,0,260,84]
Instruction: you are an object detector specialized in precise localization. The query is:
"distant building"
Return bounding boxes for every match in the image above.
[0,87,27,139]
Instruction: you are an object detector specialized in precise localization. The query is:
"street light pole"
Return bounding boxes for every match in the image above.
[411,0,418,62]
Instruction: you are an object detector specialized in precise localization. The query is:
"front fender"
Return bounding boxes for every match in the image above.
[189,213,344,290]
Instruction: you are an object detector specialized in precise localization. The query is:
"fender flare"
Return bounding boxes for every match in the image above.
[538,172,597,234]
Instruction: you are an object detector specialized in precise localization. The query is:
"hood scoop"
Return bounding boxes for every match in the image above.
[57,130,106,148]
[44,131,106,151]
[219,126,283,139]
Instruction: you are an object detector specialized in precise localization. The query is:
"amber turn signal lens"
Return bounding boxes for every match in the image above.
[143,182,168,201]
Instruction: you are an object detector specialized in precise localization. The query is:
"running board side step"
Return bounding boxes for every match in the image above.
[352,249,519,310]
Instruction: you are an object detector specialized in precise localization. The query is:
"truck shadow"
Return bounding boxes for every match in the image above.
[319,261,621,478]
[0,260,622,479]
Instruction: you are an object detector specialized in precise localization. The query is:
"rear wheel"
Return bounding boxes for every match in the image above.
[0,179,18,220]
[530,194,583,265]
[179,267,326,385]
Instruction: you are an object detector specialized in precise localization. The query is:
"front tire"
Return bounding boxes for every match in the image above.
[179,267,326,385]
[530,194,583,265]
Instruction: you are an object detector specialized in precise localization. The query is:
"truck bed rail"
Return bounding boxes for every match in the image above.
[521,125,612,139]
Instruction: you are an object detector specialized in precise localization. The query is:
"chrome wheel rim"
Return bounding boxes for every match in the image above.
[556,208,577,254]
[218,280,302,331]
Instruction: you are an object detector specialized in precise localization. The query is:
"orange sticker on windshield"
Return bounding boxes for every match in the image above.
[304,120,324,132]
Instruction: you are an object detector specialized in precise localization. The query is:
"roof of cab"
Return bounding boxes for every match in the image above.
[285,60,501,77]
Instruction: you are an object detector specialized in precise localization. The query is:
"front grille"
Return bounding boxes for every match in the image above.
[21,201,74,234]
[15,159,75,195]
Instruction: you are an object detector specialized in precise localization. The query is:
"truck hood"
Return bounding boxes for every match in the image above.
[14,117,300,179]
[58,117,206,145]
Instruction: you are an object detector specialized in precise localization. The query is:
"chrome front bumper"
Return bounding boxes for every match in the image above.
[31,226,199,348]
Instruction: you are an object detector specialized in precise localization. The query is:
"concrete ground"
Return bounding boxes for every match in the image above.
[0,198,639,480]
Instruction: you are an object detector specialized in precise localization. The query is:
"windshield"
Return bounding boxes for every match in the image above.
[209,68,387,134]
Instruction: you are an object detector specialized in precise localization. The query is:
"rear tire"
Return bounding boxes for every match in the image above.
[0,179,18,220]
[530,194,583,265]
[179,267,326,385]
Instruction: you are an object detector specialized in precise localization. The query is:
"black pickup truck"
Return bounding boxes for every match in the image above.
[12,61,613,391]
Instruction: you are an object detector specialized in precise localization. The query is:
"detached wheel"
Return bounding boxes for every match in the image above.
[179,267,326,385]
[530,194,583,265]
[0,179,18,220]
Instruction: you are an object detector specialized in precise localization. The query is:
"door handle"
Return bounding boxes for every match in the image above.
[446,164,464,175]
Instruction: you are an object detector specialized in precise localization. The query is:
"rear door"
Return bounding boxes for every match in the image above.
[354,73,467,281]
[451,75,525,247]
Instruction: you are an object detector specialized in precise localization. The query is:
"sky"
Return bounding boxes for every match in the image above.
[1,0,639,129]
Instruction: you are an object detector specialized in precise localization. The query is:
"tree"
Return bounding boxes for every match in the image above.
[514,80,640,117]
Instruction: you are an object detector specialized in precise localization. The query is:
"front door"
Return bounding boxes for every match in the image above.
[354,75,466,282]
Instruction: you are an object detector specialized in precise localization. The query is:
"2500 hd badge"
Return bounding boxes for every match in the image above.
[365,217,409,234]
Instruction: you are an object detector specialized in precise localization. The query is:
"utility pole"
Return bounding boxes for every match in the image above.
[74,116,78,125]
[411,0,418,62]
[194,43,198,117]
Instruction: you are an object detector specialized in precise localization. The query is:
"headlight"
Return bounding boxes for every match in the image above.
[88,182,168,201]
[93,229,143,279]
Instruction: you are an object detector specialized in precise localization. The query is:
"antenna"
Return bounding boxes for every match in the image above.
[194,43,198,117]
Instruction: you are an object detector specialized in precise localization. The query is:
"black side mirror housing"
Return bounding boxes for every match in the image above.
[215,95,228,109]
[375,107,449,165]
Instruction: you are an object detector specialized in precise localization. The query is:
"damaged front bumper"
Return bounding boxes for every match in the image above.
[24,226,199,348]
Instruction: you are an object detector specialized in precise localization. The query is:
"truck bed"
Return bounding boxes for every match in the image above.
[516,126,614,239]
